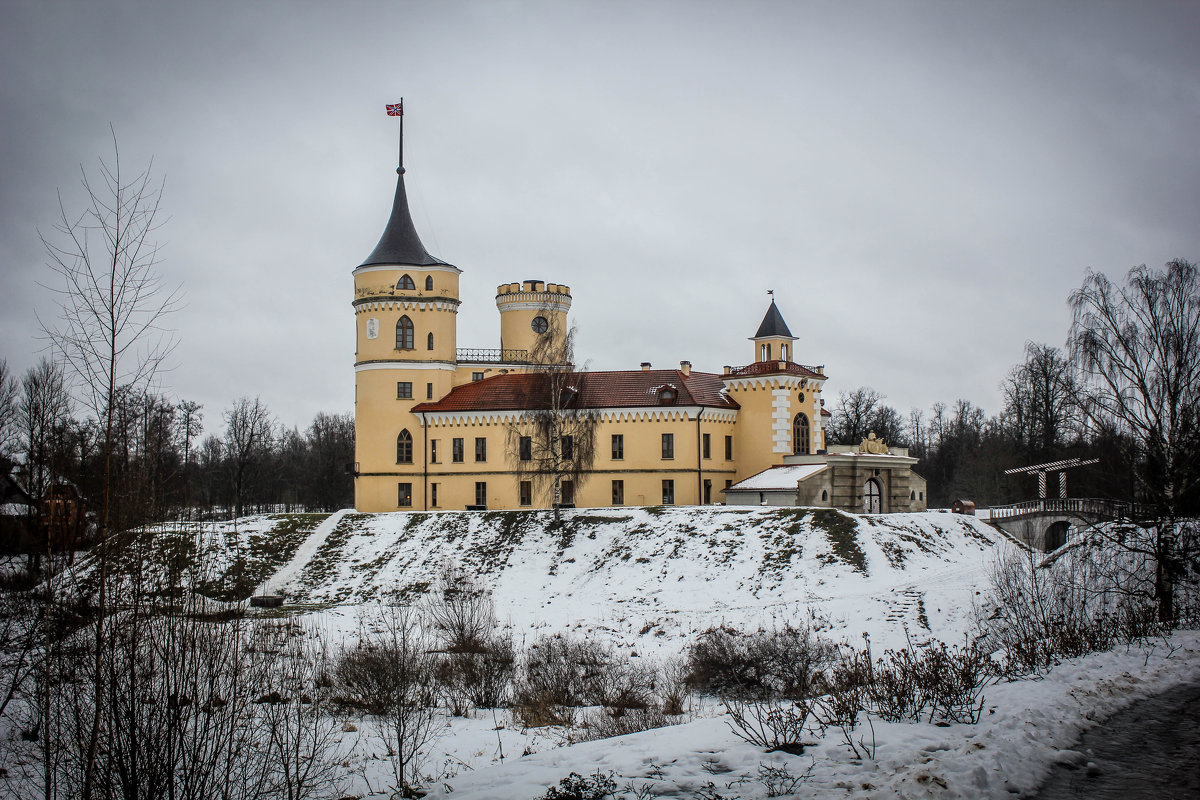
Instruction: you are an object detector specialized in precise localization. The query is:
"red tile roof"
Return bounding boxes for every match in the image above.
[412,369,740,413]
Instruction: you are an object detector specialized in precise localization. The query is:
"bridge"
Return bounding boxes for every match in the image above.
[987,497,1133,551]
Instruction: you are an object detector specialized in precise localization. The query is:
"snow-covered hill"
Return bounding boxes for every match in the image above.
[267,506,1013,652]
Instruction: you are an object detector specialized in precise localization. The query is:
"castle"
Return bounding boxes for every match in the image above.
[352,136,925,514]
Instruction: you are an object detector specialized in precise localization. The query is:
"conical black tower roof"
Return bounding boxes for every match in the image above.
[359,167,451,268]
[753,299,794,338]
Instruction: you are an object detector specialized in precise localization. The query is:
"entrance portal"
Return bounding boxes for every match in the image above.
[863,478,882,513]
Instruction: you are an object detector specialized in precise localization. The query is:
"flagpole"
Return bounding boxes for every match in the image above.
[398,96,405,173]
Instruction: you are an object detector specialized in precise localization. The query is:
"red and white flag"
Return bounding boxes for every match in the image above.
[386,102,404,116]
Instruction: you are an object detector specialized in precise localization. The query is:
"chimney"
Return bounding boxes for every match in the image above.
[640,362,652,371]
[680,360,691,376]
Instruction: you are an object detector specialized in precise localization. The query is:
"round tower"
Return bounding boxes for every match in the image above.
[495,279,572,359]
[353,138,460,511]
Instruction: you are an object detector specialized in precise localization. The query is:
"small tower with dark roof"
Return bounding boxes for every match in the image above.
[750,297,797,363]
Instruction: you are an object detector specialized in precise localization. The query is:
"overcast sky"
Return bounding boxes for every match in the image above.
[2,0,1197,435]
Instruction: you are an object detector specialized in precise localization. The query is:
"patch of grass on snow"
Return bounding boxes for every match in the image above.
[810,509,867,573]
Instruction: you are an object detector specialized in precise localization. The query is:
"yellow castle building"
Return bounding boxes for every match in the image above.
[352,144,925,514]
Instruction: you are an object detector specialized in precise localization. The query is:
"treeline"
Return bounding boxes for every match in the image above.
[824,342,1138,507]
[0,359,353,528]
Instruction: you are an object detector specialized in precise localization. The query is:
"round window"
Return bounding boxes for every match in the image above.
[531,316,549,334]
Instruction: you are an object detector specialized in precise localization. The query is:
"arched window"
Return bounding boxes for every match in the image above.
[396,316,414,350]
[793,413,810,455]
[396,429,413,464]
[397,274,416,291]
[424,275,434,290]
[427,332,434,350]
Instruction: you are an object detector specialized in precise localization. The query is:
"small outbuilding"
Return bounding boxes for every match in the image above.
[951,499,976,515]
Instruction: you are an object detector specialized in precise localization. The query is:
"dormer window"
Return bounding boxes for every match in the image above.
[397,274,416,291]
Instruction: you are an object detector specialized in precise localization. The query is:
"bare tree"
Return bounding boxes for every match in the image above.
[223,396,274,518]
[0,359,19,458]
[16,358,72,505]
[37,131,179,799]
[1002,342,1080,460]
[1068,259,1200,622]
[829,387,905,446]
[506,314,597,516]
[337,607,439,795]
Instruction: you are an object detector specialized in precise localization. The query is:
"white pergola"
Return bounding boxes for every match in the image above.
[1004,457,1100,499]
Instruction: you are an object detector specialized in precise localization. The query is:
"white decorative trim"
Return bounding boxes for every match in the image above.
[421,410,526,427]
[494,300,572,312]
[353,264,462,276]
[355,300,460,313]
[417,405,737,428]
[355,361,458,372]
[722,374,826,392]
[771,388,792,454]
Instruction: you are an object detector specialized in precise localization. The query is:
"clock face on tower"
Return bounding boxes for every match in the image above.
[531,316,549,334]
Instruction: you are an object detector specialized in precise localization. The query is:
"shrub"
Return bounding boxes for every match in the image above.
[573,706,675,742]
[686,622,836,700]
[436,632,516,714]
[540,771,618,800]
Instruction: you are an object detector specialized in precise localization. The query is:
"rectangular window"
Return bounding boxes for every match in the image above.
[431,483,439,507]
[396,381,412,399]
[702,433,711,459]
[725,435,733,460]
[472,372,484,382]
[519,480,532,506]
[452,438,464,463]
[475,437,487,462]
[662,479,675,505]
[430,440,438,463]
[662,433,674,460]
[474,481,487,507]
[611,434,624,460]
[397,482,412,507]
[560,435,573,460]
[560,480,574,506]
[612,479,624,505]
[426,382,433,399]
[519,436,532,461]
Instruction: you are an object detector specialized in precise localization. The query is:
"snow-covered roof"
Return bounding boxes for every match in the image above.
[726,463,828,491]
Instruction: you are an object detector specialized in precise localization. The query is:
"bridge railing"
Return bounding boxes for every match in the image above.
[988,497,1132,522]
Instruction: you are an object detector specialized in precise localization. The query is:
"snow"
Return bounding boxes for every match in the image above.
[273,507,1011,654]
[422,632,1200,799]
[727,464,829,490]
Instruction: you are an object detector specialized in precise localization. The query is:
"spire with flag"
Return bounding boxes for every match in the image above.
[387,98,405,172]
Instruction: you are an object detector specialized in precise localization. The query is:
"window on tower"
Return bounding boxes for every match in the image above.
[397,274,416,291]
[793,413,810,455]
[396,430,413,464]
[396,316,414,350]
